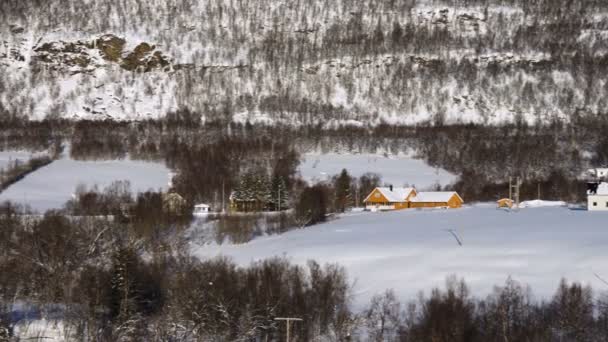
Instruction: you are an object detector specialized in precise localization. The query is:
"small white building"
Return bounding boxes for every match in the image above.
[193,203,211,216]
[588,182,608,211]
[588,168,608,179]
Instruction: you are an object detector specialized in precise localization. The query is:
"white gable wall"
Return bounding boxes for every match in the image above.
[588,195,608,211]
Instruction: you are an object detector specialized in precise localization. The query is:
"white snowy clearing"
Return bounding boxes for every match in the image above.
[192,204,608,308]
[0,157,170,212]
[298,153,457,188]
[519,199,567,208]
[0,150,42,170]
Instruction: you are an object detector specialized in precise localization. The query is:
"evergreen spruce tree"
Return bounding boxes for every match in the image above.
[258,173,272,210]
[271,175,289,211]
[110,246,143,341]
[334,169,352,213]
[110,248,134,320]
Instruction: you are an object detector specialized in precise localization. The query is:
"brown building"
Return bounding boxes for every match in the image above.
[497,198,514,209]
[363,186,417,211]
[409,192,463,209]
[363,187,463,211]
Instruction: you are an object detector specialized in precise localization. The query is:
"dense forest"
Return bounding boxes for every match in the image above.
[1,0,608,124]
[2,202,608,341]
[1,117,606,204]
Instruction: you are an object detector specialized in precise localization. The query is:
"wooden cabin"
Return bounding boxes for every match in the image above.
[162,192,188,216]
[497,198,514,209]
[363,186,417,211]
[364,187,463,211]
[409,192,463,209]
[229,197,266,212]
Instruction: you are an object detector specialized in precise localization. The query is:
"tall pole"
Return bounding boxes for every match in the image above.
[274,317,302,342]
[515,177,521,208]
[509,177,512,200]
[278,186,281,212]
[222,179,225,213]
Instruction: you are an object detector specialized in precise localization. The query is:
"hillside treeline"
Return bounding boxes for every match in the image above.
[2,0,608,123]
[2,118,605,202]
[2,203,608,341]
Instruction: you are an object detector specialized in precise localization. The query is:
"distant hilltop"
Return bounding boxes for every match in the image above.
[2,0,608,125]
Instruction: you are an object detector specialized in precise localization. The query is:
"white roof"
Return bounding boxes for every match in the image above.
[364,187,415,203]
[194,203,210,208]
[589,183,608,195]
[411,191,461,203]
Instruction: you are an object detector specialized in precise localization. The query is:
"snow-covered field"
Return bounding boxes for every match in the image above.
[298,153,457,188]
[0,150,40,170]
[192,204,608,308]
[0,157,170,212]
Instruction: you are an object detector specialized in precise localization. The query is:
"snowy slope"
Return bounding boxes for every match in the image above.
[0,157,170,212]
[192,205,608,308]
[0,150,40,170]
[1,0,607,124]
[298,152,457,188]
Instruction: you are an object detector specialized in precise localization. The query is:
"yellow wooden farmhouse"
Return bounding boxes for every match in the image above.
[363,186,463,211]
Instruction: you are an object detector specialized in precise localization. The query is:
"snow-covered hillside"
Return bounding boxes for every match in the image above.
[1,0,608,124]
[298,152,457,188]
[0,154,170,211]
[192,205,608,308]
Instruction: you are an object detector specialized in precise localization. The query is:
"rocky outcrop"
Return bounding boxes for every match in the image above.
[30,34,172,73]
[33,41,97,70]
[95,34,126,62]
[121,42,170,72]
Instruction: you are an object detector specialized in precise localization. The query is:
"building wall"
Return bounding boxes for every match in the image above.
[365,189,390,204]
[364,188,411,210]
[588,195,608,211]
[448,195,463,208]
[365,202,409,211]
[409,195,463,209]
[395,202,409,210]
[410,201,449,208]
[497,199,513,208]
[366,204,395,211]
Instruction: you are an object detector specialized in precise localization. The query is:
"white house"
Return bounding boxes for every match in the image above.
[193,203,211,216]
[588,168,608,179]
[588,182,608,211]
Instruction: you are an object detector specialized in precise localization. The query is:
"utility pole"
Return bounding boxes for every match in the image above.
[278,186,281,212]
[509,176,521,208]
[514,177,521,208]
[274,317,302,342]
[537,182,541,200]
[222,179,225,213]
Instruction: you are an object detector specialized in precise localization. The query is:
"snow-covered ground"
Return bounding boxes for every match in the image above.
[0,157,170,212]
[298,152,457,188]
[0,150,41,170]
[192,204,608,308]
[519,199,567,208]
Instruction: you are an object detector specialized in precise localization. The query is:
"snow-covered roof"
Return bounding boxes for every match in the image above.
[411,191,462,203]
[589,182,608,195]
[364,187,415,203]
[195,203,210,208]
